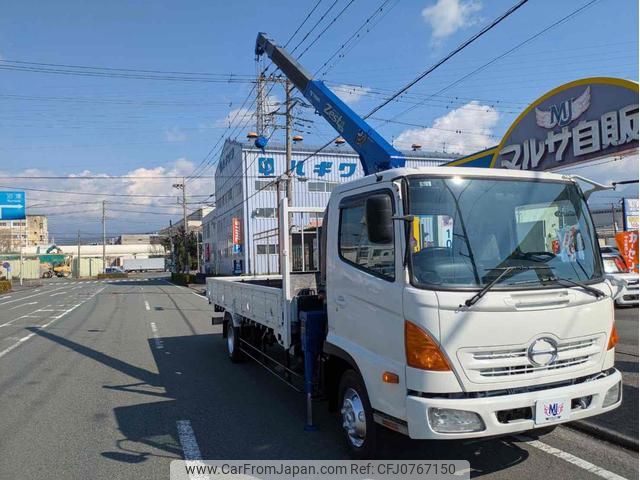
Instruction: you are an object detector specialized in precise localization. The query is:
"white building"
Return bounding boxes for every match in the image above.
[206,139,456,275]
[201,208,217,274]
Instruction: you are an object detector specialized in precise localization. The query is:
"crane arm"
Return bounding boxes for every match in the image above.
[255,32,405,175]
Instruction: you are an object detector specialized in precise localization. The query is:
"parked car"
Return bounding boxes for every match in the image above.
[600,245,621,256]
[105,266,125,274]
[602,252,639,306]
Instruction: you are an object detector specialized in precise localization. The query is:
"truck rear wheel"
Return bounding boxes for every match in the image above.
[338,370,377,459]
[226,315,243,363]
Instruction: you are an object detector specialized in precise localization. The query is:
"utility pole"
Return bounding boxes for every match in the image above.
[173,180,189,273]
[256,72,266,136]
[102,200,106,273]
[169,219,175,272]
[182,177,188,273]
[76,230,81,279]
[196,231,201,273]
[285,80,293,207]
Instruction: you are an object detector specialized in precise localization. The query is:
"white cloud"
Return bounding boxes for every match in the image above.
[394,101,499,155]
[422,0,482,40]
[164,127,187,142]
[1,159,213,240]
[333,84,372,105]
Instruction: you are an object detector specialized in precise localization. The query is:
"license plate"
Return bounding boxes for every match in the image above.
[535,398,570,424]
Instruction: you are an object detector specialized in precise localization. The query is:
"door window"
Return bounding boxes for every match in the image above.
[338,194,395,280]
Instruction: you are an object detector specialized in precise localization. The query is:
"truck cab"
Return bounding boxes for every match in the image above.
[322,166,621,455]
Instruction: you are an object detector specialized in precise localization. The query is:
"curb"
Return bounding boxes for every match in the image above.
[565,421,639,451]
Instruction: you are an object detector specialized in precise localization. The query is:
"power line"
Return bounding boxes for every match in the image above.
[283,0,325,48]
[296,0,358,59]
[363,0,529,119]
[380,0,601,125]
[0,184,212,198]
[0,58,254,77]
[290,0,340,54]
[315,0,397,77]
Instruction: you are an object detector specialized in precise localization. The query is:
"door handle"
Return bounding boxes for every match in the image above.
[336,295,346,306]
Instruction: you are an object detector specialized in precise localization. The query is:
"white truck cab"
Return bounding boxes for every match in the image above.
[208,166,621,458]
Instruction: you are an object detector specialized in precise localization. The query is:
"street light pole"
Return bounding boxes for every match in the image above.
[102,200,106,273]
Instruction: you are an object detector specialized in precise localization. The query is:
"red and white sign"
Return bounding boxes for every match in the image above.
[232,217,242,246]
[615,231,639,273]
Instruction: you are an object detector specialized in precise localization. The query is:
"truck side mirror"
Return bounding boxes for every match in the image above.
[366,194,393,244]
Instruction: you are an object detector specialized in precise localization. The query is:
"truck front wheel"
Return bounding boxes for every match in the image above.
[226,315,243,363]
[338,370,377,459]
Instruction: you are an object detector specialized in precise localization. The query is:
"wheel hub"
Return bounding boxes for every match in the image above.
[341,387,366,447]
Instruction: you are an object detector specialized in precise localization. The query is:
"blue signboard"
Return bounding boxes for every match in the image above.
[0,191,26,220]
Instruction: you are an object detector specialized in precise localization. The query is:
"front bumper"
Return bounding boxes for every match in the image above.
[615,286,639,306]
[405,369,622,440]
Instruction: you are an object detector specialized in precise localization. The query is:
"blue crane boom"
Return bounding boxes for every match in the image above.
[255,32,405,175]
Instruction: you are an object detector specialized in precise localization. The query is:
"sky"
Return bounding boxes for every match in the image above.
[0,0,638,242]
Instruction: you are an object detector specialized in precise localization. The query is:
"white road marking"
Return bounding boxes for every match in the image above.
[191,292,207,300]
[49,291,67,297]
[0,285,67,306]
[0,304,53,328]
[9,301,38,310]
[149,322,163,349]
[0,296,11,299]
[176,420,203,461]
[144,301,151,311]
[0,287,105,360]
[515,435,627,480]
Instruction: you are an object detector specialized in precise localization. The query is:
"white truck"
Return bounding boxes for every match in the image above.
[208,167,623,457]
[206,33,623,457]
[122,257,165,272]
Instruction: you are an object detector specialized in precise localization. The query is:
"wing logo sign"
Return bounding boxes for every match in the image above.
[535,87,591,129]
[490,77,638,171]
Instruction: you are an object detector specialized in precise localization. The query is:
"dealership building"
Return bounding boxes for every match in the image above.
[203,139,456,275]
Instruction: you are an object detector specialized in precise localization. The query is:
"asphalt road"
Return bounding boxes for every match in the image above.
[0,275,636,480]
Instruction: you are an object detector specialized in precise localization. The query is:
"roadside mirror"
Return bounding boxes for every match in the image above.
[366,194,393,244]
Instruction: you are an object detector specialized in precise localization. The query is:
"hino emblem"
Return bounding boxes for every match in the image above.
[527,337,558,367]
[535,87,591,129]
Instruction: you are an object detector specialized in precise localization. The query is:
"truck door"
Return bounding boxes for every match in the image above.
[326,186,406,419]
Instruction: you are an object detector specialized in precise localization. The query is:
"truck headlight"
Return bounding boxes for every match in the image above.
[602,381,621,408]
[428,408,485,433]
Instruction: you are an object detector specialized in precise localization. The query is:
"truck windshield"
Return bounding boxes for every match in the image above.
[407,177,602,289]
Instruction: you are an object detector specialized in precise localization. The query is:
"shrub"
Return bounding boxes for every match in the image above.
[97,273,129,279]
[0,280,11,294]
[171,272,195,285]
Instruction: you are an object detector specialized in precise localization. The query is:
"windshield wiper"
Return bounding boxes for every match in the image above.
[461,265,536,308]
[544,276,606,299]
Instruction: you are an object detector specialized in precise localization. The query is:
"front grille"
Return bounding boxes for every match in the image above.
[458,335,604,383]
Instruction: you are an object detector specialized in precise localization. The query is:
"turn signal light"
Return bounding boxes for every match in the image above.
[405,321,451,371]
[607,324,619,350]
[382,372,399,384]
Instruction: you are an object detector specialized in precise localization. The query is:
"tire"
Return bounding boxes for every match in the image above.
[338,370,378,459]
[226,315,243,363]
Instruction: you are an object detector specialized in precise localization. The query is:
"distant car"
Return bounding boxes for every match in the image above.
[602,252,638,307]
[105,266,125,274]
[600,245,621,256]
